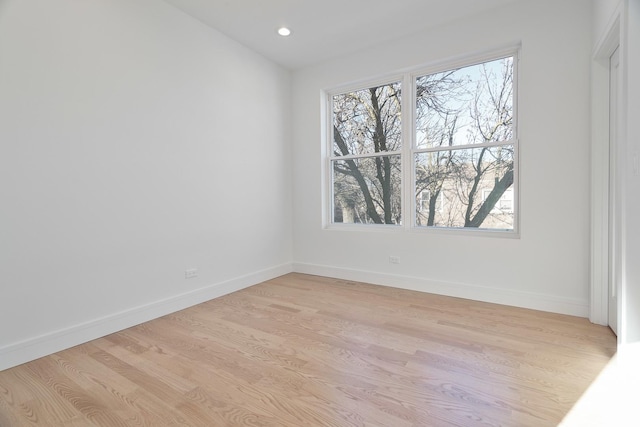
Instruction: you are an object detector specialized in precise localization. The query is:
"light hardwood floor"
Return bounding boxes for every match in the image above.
[0,273,616,426]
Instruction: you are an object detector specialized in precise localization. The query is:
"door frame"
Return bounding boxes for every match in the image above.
[591,8,622,339]
[608,45,620,334]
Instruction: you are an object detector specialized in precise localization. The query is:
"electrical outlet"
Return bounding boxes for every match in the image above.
[389,256,400,264]
[185,268,198,279]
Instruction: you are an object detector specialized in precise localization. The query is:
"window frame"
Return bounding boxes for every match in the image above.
[324,46,520,237]
[325,74,406,230]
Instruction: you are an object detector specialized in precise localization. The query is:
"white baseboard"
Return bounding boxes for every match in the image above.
[293,262,589,318]
[0,263,293,372]
[1,262,589,372]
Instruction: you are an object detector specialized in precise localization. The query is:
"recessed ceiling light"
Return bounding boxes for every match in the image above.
[277,27,291,37]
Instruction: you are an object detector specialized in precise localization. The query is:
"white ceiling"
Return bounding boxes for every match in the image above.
[162,0,521,69]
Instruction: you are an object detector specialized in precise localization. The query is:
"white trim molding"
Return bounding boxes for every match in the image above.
[590,4,622,327]
[293,262,589,318]
[0,263,293,372]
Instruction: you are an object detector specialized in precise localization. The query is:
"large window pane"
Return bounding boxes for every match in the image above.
[333,155,401,225]
[416,57,513,149]
[333,82,402,156]
[415,146,514,230]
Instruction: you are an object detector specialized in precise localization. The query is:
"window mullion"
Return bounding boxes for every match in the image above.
[329,151,402,162]
[413,139,516,154]
[403,73,414,229]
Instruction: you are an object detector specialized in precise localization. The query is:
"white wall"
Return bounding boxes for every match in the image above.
[0,0,292,370]
[291,0,592,316]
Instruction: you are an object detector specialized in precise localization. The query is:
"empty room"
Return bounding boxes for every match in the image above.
[1,0,639,425]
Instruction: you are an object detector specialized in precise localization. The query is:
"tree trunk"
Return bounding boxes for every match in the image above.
[370,88,394,224]
[333,126,383,224]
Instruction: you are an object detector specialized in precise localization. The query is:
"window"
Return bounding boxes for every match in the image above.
[482,188,514,214]
[328,49,518,232]
[331,82,402,225]
[418,190,443,213]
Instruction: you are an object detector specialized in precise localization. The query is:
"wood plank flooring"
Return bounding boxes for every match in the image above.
[0,273,616,426]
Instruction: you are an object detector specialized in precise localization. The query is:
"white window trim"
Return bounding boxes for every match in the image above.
[323,45,521,237]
